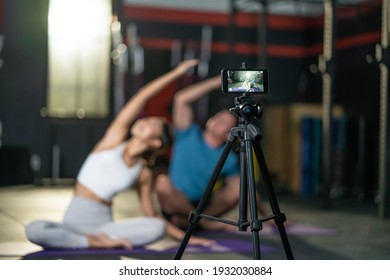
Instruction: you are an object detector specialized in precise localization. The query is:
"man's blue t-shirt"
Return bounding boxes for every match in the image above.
[169,124,239,202]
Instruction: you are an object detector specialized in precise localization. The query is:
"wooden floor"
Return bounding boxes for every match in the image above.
[1,184,390,260]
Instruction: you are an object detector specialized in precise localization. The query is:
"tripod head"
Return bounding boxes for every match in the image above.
[229,93,263,123]
[229,93,263,141]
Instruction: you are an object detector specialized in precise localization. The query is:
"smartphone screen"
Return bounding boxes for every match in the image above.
[221,69,268,94]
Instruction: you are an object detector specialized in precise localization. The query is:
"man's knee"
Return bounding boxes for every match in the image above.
[227,191,240,205]
[211,188,240,210]
[221,186,240,204]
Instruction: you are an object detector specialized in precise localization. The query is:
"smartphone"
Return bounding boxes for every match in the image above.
[221,69,268,94]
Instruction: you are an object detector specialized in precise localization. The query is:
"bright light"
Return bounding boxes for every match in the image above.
[47,0,112,118]
[48,0,111,41]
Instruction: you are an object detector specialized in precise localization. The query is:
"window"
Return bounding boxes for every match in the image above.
[47,0,112,118]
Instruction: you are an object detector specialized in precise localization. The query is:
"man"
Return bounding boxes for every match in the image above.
[155,76,267,231]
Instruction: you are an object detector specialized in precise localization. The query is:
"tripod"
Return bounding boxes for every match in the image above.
[174,94,294,260]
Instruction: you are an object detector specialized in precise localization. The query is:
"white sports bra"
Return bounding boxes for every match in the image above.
[76,143,143,202]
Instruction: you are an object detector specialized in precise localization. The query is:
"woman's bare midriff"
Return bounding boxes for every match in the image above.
[74,182,112,206]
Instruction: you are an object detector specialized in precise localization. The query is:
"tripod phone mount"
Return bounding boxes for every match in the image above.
[174,64,294,260]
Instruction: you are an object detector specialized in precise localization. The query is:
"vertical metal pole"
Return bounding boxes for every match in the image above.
[197,25,213,125]
[52,144,60,184]
[228,0,235,59]
[258,0,268,68]
[112,18,127,117]
[377,0,390,218]
[318,0,336,208]
[0,120,2,148]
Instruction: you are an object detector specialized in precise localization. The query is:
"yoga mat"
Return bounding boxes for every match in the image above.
[22,231,277,260]
[22,224,338,260]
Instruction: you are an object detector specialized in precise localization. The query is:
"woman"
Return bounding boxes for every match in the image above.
[25,59,213,249]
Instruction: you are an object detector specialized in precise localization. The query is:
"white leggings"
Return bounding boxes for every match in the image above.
[25,196,166,249]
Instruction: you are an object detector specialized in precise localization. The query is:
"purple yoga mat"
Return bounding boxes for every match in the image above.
[24,238,276,257]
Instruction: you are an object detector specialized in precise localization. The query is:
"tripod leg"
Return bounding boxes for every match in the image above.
[245,140,262,260]
[174,134,236,260]
[252,140,294,260]
[238,139,249,231]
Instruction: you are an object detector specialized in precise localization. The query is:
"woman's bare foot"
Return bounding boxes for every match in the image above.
[188,236,216,247]
[88,233,132,250]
